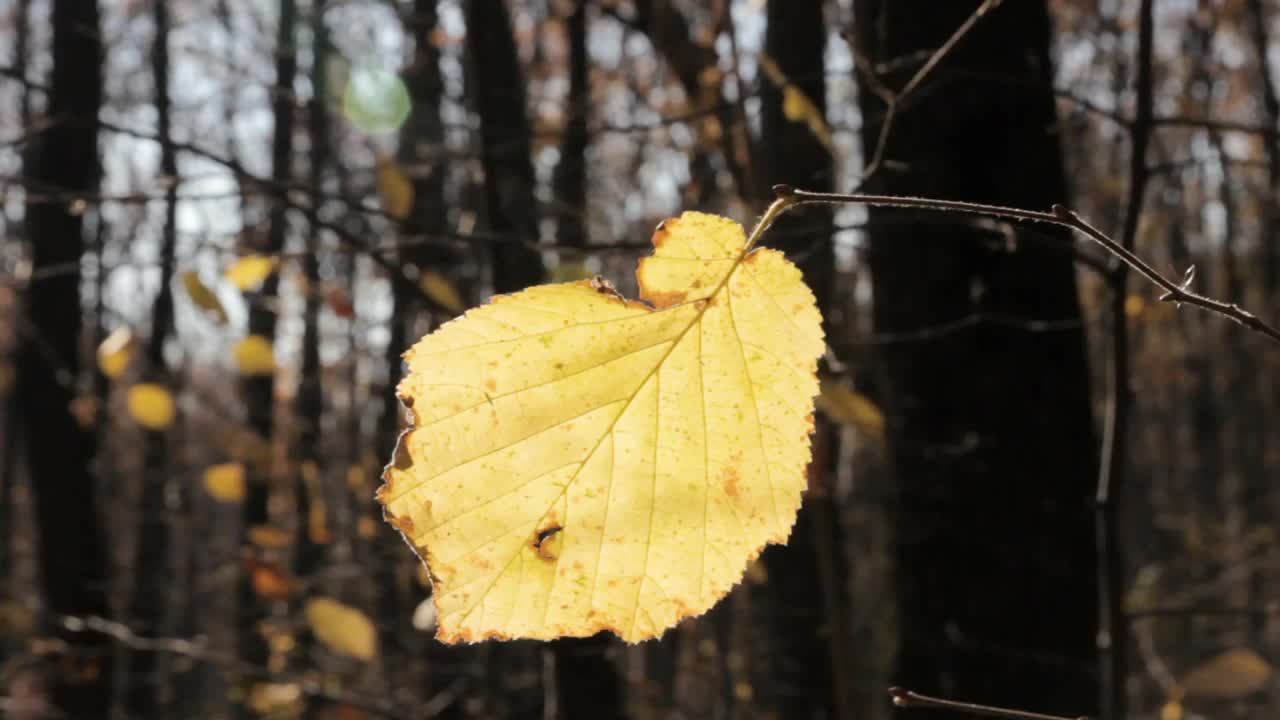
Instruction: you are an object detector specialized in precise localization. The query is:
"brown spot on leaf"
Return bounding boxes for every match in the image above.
[485,378,497,392]
[391,514,415,535]
[721,465,741,498]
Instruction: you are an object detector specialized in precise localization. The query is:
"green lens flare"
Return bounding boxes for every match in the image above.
[341,66,411,134]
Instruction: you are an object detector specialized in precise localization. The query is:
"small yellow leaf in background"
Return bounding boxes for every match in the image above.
[225,255,278,291]
[127,383,176,430]
[246,682,302,716]
[1160,700,1183,720]
[247,558,298,601]
[759,53,834,153]
[815,377,885,442]
[376,155,414,220]
[234,335,276,376]
[305,598,378,661]
[1125,294,1146,319]
[181,271,228,324]
[356,515,379,540]
[97,327,135,379]
[204,462,247,502]
[380,211,824,643]
[1182,647,1273,698]
[248,525,293,549]
[419,271,466,314]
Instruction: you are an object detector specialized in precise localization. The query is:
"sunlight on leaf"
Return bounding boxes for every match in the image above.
[203,462,247,503]
[181,271,228,324]
[305,598,379,661]
[127,383,176,430]
[380,211,824,643]
[226,255,278,291]
[97,327,135,379]
[234,335,276,376]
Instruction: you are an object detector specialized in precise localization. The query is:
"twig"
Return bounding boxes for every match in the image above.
[888,687,1087,720]
[764,187,1280,345]
[49,613,438,718]
[860,0,1004,179]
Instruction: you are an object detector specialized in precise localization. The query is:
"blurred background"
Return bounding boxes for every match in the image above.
[1,0,1278,718]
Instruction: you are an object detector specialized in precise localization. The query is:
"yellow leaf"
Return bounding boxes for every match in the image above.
[181,271,228,324]
[305,598,379,661]
[127,383,176,430]
[814,377,884,442]
[226,255,278,291]
[246,682,302,716]
[97,327,135,379]
[248,525,293,549]
[376,155,414,220]
[420,271,466,314]
[759,53,834,153]
[380,211,824,642]
[234,335,276,376]
[251,563,298,601]
[1183,648,1273,698]
[1125,294,1146,319]
[204,462,247,502]
[1160,700,1183,720]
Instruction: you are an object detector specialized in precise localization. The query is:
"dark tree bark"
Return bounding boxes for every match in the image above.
[292,7,329,712]
[16,0,113,716]
[548,4,625,717]
[466,0,543,294]
[753,3,849,718]
[852,2,1099,715]
[125,1,181,715]
[236,1,297,715]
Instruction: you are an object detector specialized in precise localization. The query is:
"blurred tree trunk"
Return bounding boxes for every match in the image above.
[467,0,543,294]
[0,0,33,604]
[753,3,849,719]
[548,3,625,718]
[237,0,297,714]
[377,0,460,711]
[852,1,1099,715]
[16,0,113,715]
[125,0,181,715]
[293,6,329,712]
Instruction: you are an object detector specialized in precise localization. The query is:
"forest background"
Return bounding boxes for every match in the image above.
[1,0,1278,718]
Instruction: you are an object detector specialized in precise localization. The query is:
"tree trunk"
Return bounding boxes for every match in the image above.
[852,1,1099,715]
[125,1,181,715]
[17,0,113,715]
[236,1,296,715]
[754,3,849,718]
[467,0,543,294]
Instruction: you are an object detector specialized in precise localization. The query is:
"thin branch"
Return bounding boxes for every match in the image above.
[860,0,1003,179]
[888,687,1087,720]
[766,187,1280,344]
